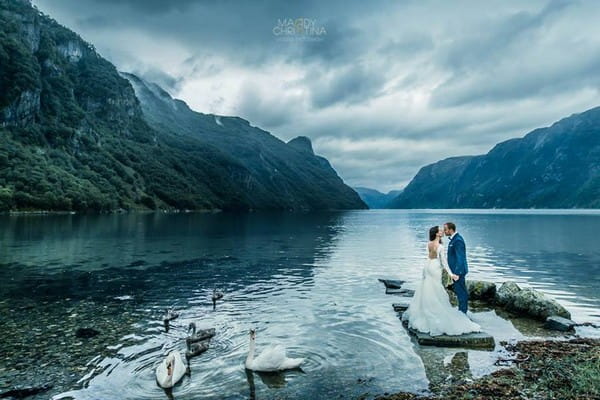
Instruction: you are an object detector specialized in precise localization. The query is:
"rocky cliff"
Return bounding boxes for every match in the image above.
[390,107,600,208]
[0,0,366,212]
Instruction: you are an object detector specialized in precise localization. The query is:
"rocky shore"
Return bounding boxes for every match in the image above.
[377,276,600,400]
[375,338,600,400]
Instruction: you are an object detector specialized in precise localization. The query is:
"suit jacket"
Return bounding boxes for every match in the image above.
[447,233,468,275]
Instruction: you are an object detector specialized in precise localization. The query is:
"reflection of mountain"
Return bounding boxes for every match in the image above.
[390,107,600,208]
[0,212,347,301]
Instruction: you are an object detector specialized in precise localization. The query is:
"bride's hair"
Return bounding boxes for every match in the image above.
[429,226,439,242]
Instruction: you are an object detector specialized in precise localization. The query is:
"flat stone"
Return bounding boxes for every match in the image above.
[386,288,415,296]
[392,303,409,312]
[402,320,495,350]
[378,279,405,289]
[545,315,576,332]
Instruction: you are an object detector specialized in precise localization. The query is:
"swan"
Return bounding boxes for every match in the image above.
[186,323,216,347]
[156,350,187,389]
[245,329,304,372]
[185,341,209,360]
[163,308,180,333]
[212,289,223,306]
[163,308,179,323]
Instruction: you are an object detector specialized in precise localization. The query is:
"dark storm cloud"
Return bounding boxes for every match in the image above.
[296,21,366,66]
[32,0,600,191]
[307,64,387,108]
[430,0,593,107]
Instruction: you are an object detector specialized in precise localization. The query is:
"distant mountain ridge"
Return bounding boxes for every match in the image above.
[354,187,402,209]
[390,107,600,208]
[0,0,366,212]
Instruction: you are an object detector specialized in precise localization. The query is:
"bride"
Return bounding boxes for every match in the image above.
[402,226,481,336]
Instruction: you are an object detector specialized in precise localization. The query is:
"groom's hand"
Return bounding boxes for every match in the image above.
[451,274,459,281]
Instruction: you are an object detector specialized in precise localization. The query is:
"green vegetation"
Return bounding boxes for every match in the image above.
[0,0,365,213]
[376,338,600,400]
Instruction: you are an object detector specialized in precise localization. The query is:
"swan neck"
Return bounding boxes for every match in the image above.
[246,338,255,365]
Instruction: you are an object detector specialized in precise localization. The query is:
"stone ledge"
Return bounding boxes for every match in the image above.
[378,278,405,289]
[386,288,415,296]
[401,319,495,350]
[545,315,576,332]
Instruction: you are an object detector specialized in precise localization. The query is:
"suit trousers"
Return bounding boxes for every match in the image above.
[453,274,469,313]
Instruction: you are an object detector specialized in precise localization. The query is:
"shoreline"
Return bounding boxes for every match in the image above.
[374,338,600,400]
[3,208,600,216]
[1,208,222,216]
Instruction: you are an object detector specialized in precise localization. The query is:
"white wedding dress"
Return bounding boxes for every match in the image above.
[402,243,481,336]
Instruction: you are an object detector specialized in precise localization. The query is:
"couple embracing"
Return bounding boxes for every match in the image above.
[402,222,481,336]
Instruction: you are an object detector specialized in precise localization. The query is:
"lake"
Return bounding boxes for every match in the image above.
[1,210,599,399]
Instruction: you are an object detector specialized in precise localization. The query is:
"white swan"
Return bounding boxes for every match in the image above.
[156,350,187,389]
[245,329,304,372]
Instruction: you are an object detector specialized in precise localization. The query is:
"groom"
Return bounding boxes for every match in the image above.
[444,222,469,313]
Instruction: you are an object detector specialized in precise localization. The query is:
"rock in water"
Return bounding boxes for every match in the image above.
[387,288,415,296]
[545,315,576,332]
[0,383,53,398]
[75,327,100,338]
[401,320,495,350]
[392,303,409,312]
[467,280,496,300]
[507,288,571,321]
[495,282,522,306]
[378,279,405,289]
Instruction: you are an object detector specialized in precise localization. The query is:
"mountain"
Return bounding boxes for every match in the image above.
[354,187,402,209]
[0,0,366,212]
[390,107,600,208]
[122,73,366,211]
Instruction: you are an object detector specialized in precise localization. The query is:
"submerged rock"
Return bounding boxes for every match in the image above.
[0,383,53,398]
[545,315,576,332]
[467,280,496,300]
[75,327,100,338]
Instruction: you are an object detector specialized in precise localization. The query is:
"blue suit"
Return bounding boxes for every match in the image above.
[447,233,469,313]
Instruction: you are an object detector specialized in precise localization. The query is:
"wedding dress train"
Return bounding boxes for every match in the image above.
[402,243,481,336]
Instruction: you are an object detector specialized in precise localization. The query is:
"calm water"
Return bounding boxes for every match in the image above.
[1,210,599,399]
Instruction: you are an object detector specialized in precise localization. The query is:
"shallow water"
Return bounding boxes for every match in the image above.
[1,210,599,399]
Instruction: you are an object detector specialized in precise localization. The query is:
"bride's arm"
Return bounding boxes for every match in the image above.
[439,245,453,275]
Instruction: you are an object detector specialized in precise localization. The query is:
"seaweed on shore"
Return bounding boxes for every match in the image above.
[377,338,600,400]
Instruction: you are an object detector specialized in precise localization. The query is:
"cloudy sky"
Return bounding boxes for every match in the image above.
[33,0,600,192]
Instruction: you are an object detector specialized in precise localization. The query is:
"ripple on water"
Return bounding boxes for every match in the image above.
[4,211,599,400]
